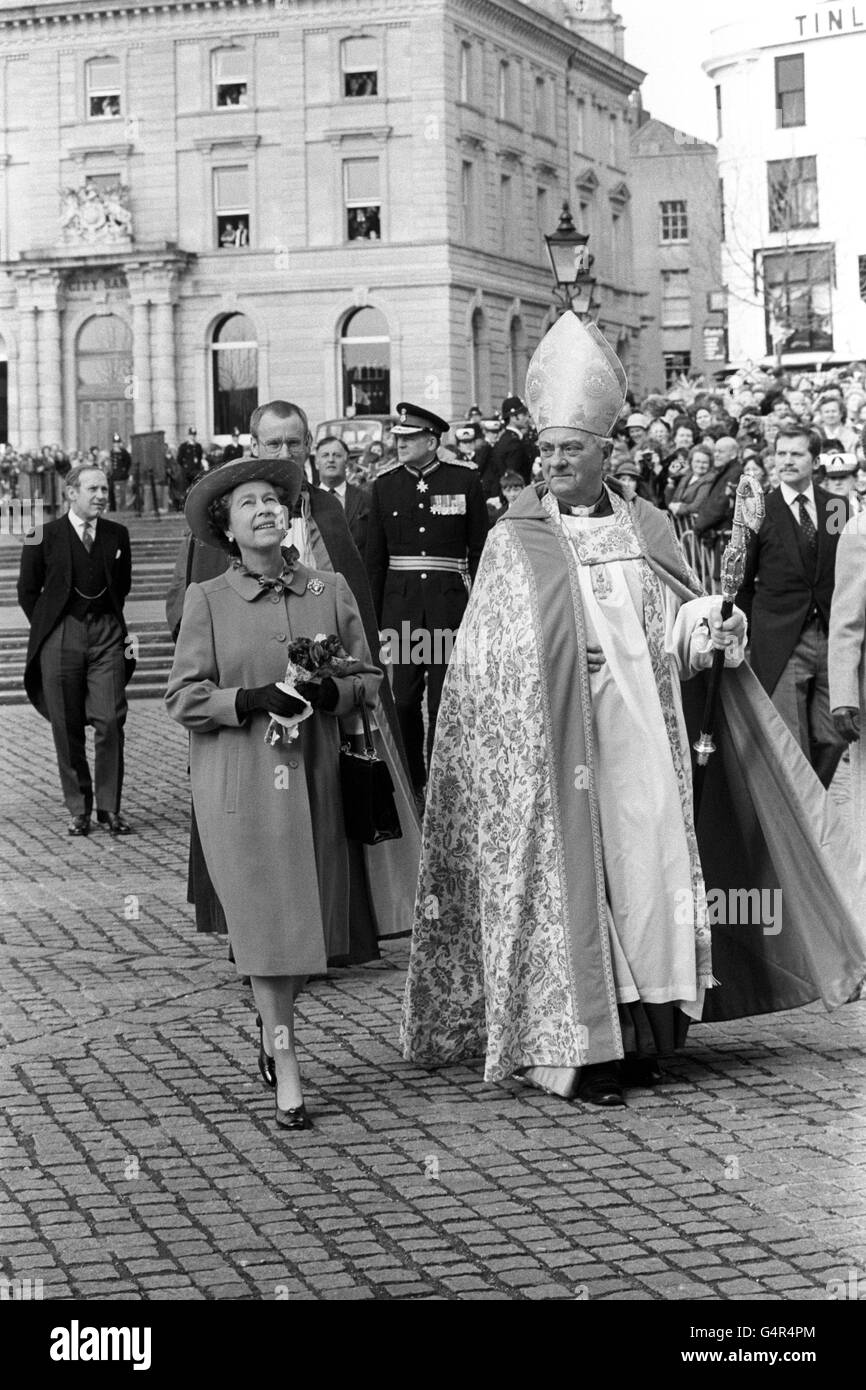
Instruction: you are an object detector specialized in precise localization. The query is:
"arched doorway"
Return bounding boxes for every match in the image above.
[340,307,390,415]
[211,313,258,435]
[76,314,134,450]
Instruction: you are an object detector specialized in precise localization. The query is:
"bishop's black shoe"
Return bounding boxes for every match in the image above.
[67,814,91,836]
[576,1062,625,1107]
[621,1057,663,1088]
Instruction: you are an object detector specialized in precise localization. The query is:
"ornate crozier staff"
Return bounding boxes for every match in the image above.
[692,474,765,812]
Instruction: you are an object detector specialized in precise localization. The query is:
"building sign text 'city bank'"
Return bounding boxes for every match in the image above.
[795,7,865,39]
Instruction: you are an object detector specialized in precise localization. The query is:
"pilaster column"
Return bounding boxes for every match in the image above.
[36,301,63,446]
[130,299,153,433]
[150,299,177,445]
[16,305,39,450]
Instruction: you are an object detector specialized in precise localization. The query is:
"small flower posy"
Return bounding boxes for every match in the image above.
[264,633,361,745]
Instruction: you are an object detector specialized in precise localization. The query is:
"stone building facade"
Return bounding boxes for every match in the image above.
[0,0,645,451]
[631,115,723,391]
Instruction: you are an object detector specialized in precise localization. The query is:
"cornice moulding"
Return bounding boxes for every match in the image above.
[192,133,262,152]
[65,143,135,161]
[321,125,393,144]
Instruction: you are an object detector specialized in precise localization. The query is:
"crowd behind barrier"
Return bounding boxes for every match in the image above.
[4,362,866,560]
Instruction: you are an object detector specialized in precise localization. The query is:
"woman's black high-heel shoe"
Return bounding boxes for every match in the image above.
[275,1100,312,1131]
[256,1014,276,1089]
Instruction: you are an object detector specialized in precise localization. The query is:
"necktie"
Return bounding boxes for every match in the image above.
[794,494,817,557]
[82,522,94,554]
[328,487,344,507]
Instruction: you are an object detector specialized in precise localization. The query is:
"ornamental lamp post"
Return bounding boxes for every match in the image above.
[569,276,597,319]
[545,202,594,319]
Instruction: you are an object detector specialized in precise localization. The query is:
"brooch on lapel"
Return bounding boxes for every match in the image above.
[306,577,325,594]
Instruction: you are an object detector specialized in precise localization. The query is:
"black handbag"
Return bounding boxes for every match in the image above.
[340,694,403,845]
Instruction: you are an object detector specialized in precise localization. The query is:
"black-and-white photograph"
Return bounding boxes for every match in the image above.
[0,0,864,1347]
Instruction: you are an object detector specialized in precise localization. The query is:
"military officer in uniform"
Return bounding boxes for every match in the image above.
[177,427,204,486]
[109,433,132,511]
[222,427,244,464]
[366,402,489,801]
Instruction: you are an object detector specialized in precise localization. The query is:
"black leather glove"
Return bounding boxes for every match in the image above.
[295,676,339,713]
[832,707,860,744]
[235,684,308,721]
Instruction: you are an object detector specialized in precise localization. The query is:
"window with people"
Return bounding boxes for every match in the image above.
[86,58,122,119]
[214,166,250,249]
[341,36,378,97]
[213,48,248,108]
[344,158,381,241]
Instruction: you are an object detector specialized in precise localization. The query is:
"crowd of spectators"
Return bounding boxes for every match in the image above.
[460,363,866,587]
[0,437,232,514]
[5,363,866,551]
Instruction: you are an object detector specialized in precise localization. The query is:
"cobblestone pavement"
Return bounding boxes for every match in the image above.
[1,702,864,1303]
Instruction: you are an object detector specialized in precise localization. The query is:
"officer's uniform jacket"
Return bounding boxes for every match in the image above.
[365,458,490,634]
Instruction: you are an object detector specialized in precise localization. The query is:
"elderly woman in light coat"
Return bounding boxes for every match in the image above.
[166,456,389,1131]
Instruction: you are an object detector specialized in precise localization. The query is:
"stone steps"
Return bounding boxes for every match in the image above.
[0,523,178,701]
[0,642,174,703]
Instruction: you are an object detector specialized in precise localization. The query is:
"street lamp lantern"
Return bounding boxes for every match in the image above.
[545,202,591,295]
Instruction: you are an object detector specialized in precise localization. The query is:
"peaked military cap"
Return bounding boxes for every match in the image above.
[392,402,450,437]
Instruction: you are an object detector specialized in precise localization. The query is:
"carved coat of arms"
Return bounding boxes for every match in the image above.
[60,181,133,245]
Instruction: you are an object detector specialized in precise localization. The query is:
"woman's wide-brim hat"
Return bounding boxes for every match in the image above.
[184,455,303,551]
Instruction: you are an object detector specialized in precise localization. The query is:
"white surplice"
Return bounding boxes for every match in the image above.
[559,502,745,1021]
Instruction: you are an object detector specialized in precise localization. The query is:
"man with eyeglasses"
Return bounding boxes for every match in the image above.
[165,398,417,962]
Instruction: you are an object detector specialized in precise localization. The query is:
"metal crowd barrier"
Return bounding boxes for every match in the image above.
[670,515,724,596]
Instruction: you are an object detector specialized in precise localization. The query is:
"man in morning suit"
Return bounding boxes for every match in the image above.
[736,425,848,788]
[315,435,370,555]
[17,465,135,835]
[365,401,490,799]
